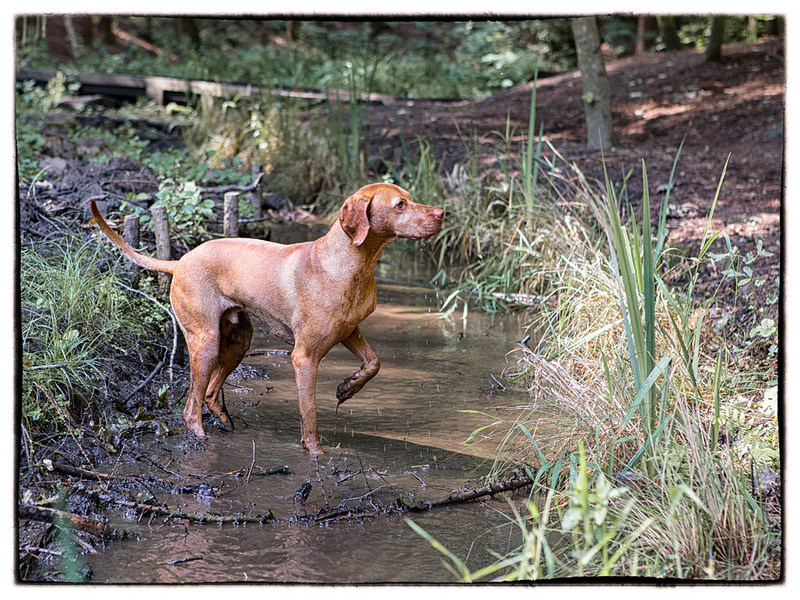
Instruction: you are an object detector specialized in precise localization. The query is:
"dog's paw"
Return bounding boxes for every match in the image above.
[185,420,207,438]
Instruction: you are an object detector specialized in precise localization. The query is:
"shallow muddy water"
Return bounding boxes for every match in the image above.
[87,246,534,584]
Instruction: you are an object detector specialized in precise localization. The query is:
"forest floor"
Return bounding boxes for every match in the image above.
[371,36,784,330]
[377,36,783,263]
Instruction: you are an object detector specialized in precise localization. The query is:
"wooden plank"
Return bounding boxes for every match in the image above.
[16,68,394,105]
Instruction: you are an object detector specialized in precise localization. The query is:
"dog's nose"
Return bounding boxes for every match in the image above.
[432,207,444,220]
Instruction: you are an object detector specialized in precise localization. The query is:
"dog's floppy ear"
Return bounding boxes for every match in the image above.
[339,194,371,246]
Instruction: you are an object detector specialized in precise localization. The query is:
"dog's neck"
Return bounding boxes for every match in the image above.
[314,221,394,280]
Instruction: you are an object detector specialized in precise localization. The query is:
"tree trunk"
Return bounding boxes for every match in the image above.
[63,16,80,56]
[97,16,115,45]
[570,17,615,149]
[657,16,682,50]
[635,16,646,54]
[704,16,726,63]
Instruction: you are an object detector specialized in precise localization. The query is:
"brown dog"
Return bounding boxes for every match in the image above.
[91,183,444,454]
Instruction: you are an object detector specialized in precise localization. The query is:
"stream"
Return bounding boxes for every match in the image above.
[86,244,534,584]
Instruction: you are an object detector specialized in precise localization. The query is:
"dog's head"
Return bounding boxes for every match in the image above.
[339,183,444,247]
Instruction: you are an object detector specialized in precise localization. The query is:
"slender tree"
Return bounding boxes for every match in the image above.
[703,16,726,63]
[657,15,682,50]
[571,16,616,149]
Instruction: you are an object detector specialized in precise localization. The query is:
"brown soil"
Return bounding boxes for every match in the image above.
[369,37,784,311]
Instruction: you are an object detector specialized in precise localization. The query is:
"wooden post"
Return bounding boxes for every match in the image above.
[150,205,171,291]
[224,191,239,238]
[248,191,262,221]
[122,213,140,285]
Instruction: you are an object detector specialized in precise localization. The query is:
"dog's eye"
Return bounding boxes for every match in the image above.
[394,199,406,211]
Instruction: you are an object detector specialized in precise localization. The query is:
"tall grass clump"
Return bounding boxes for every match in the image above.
[20,237,168,460]
[429,83,576,313]
[412,144,780,579]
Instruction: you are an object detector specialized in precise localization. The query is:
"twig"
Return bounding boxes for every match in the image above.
[162,556,204,566]
[370,467,394,488]
[356,451,372,494]
[352,485,388,503]
[245,440,256,483]
[336,470,364,484]
[130,450,183,478]
[27,363,68,371]
[198,172,263,195]
[315,456,330,508]
[489,373,506,391]
[125,358,164,401]
[409,471,428,487]
[51,462,121,482]
[114,281,178,384]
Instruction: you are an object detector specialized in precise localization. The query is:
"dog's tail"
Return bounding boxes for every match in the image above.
[90,199,177,274]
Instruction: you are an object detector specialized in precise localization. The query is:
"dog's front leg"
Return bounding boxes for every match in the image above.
[291,347,324,455]
[337,326,380,406]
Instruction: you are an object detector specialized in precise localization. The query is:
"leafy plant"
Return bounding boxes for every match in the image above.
[123,179,216,245]
[408,443,653,581]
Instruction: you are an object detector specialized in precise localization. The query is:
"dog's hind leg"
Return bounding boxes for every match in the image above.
[204,308,253,429]
[172,288,231,437]
[181,329,219,438]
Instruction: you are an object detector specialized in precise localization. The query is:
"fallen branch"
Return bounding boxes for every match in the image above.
[107,496,275,525]
[311,474,534,524]
[64,469,530,529]
[255,465,291,476]
[19,504,108,538]
[111,25,180,61]
[406,474,534,511]
[51,461,215,497]
[245,440,256,483]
